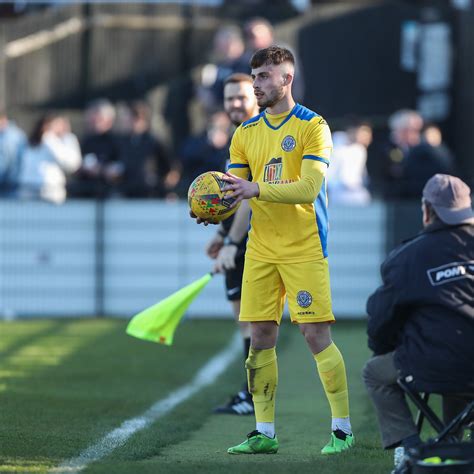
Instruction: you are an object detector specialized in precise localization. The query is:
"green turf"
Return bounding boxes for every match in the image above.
[0,318,439,473]
[0,319,242,473]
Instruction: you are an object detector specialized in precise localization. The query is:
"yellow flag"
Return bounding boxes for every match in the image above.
[126,273,213,345]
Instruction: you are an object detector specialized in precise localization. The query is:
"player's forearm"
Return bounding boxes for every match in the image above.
[258,164,325,204]
[228,199,250,243]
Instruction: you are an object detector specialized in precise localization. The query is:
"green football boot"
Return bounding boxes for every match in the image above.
[321,430,355,455]
[228,430,279,455]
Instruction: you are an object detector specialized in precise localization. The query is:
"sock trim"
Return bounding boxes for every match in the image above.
[246,346,276,369]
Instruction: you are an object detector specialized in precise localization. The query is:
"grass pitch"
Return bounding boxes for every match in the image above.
[0,318,437,473]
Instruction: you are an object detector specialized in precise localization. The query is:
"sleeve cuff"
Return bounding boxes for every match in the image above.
[257,181,270,200]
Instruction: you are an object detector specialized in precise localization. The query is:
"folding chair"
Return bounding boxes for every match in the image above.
[397,376,474,444]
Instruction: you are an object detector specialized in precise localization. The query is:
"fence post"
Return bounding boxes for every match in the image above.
[95,198,105,317]
[79,3,92,105]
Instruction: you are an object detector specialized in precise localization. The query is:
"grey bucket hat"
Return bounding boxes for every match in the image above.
[423,174,474,225]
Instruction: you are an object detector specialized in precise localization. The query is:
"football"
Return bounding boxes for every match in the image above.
[187,171,240,222]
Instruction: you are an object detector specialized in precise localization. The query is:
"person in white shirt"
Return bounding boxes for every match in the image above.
[18,114,81,204]
[328,121,372,206]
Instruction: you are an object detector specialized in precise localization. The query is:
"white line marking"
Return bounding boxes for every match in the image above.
[51,332,241,474]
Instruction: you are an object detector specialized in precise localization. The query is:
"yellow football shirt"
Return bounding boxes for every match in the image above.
[228,103,332,263]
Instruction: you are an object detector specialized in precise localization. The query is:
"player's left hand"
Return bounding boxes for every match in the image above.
[214,244,238,272]
[222,172,259,206]
[206,233,224,258]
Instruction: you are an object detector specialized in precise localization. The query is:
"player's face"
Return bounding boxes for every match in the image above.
[251,64,286,109]
[223,82,258,126]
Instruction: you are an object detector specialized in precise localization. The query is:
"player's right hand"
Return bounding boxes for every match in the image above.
[189,210,218,226]
[222,172,259,206]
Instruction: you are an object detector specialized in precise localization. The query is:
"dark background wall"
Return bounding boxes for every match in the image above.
[299,2,419,121]
[452,5,474,184]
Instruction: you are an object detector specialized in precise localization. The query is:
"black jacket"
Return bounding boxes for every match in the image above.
[119,131,170,198]
[367,222,474,393]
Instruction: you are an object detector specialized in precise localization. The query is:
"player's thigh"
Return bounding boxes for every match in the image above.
[278,258,334,324]
[224,253,245,301]
[240,257,285,323]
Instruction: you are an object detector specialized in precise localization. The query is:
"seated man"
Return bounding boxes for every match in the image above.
[363,174,474,463]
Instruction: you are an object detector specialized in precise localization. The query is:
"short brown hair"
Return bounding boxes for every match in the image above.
[250,45,295,69]
[224,73,253,87]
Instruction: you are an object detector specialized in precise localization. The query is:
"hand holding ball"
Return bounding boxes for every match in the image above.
[188,171,241,223]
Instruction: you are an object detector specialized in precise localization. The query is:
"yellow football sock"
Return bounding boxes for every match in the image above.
[314,342,350,418]
[246,347,278,423]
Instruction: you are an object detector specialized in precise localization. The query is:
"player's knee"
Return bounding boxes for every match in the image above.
[300,322,331,353]
[251,321,278,348]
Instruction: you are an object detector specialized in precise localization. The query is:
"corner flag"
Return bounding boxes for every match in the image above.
[126,273,213,346]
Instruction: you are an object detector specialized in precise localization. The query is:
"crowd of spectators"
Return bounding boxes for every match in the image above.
[0,105,457,206]
[0,100,178,203]
[368,109,456,200]
[0,16,460,205]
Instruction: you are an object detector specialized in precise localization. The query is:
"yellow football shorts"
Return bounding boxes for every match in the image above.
[239,257,335,324]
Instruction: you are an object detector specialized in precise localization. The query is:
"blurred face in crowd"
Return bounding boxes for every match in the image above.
[224,80,258,126]
[207,111,231,149]
[348,124,373,148]
[251,62,293,109]
[245,21,273,51]
[214,28,244,62]
[49,116,70,136]
[392,113,423,148]
[0,114,8,130]
[86,107,115,134]
[423,125,442,147]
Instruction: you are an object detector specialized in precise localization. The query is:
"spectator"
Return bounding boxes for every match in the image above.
[423,123,446,149]
[421,124,456,175]
[400,124,456,199]
[362,174,474,469]
[328,120,372,206]
[176,111,231,196]
[241,17,304,101]
[118,101,176,198]
[71,99,122,198]
[198,25,248,113]
[369,109,423,199]
[0,111,27,197]
[17,114,81,204]
[243,17,275,57]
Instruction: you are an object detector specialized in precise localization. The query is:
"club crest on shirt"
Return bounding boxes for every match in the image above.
[281,135,296,152]
[264,157,283,182]
[296,290,312,308]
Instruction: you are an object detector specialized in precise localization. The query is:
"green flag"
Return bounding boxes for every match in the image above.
[126,273,213,346]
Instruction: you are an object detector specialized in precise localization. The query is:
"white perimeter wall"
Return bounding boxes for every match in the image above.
[0,200,384,319]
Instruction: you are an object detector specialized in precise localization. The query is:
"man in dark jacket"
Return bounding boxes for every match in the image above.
[119,101,172,198]
[363,174,474,453]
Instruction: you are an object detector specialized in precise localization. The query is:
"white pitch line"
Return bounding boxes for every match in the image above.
[51,332,241,474]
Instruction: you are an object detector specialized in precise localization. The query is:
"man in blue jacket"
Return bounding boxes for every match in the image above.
[363,174,474,455]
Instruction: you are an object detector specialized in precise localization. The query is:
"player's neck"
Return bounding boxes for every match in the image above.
[266,95,296,116]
